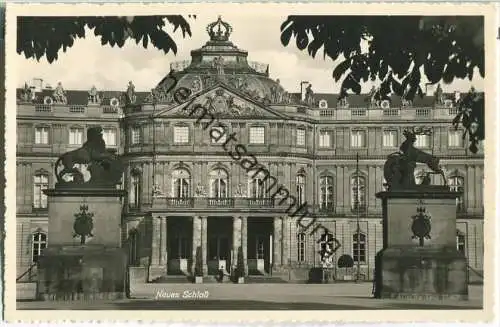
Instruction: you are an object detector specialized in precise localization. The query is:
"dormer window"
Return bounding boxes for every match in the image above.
[318,99,328,109]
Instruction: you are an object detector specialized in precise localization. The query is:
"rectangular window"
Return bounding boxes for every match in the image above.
[131,127,141,145]
[415,134,431,148]
[103,128,117,146]
[35,127,49,144]
[32,233,47,263]
[319,131,331,148]
[174,126,190,144]
[69,127,83,145]
[210,126,227,144]
[353,233,367,263]
[33,175,49,209]
[249,126,265,144]
[448,130,463,147]
[351,130,366,148]
[383,130,397,147]
[296,128,306,146]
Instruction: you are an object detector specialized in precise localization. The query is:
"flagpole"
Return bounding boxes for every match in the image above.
[356,152,361,282]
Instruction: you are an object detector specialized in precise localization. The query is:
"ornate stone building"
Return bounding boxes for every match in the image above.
[16,17,484,283]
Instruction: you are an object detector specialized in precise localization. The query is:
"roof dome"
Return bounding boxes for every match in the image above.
[144,17,296,106]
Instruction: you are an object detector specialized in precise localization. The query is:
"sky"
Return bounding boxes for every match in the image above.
[16,14,483,94]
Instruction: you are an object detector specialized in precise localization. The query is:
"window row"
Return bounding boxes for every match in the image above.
[296,229,468,264]
[349,129,464,148]
[34,127,117,146]
[28,172,467,211]
[129,168,302,207]
[129,126,464,149]
[130,126,267,146]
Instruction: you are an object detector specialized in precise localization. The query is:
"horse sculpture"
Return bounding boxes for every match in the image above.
[55,126,123,187]
[383,127,447,190]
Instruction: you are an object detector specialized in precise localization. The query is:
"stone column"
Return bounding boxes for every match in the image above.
[201,216,208,275]
[241,216,248,276]
[192,216,202,275]
[160,217,167,266]
[151,215,161,265]
[232,216,242,268]
[281,216,289,266]
[273,217,282,268]
[149,215,166,281]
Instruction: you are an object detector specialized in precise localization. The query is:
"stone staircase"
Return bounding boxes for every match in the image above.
[150,275,192,283]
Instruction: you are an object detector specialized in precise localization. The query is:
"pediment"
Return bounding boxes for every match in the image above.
[155,85,286,119]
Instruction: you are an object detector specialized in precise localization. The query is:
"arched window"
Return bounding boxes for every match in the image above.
[32,232,47,263]
[172,168,191,198]
[297,232,306,263]
[319,176,334,211]
[456,230,466,256]
[448,176,465,212]
[351,174,366,212]
[33,173,49,209]
[210,169,228,198]
[249,171,268,199]
[352,231,366,263]
[129,171,141,208]
[296,174,306,204]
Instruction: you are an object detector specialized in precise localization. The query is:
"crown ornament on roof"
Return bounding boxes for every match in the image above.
[207,16,233,42]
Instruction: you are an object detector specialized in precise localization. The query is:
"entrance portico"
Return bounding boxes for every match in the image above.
[148,213,285,280]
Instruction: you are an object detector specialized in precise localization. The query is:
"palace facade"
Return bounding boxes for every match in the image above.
[16,17,484,283]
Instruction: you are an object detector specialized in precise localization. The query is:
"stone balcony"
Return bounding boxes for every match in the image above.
[150,196,290,215]
[17,103,122,119]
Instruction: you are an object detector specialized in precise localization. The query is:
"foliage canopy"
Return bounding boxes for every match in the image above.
[280,16,485,152]
[17,16,194,63]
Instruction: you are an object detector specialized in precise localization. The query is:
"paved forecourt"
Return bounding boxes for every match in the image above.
[17,283,483,310]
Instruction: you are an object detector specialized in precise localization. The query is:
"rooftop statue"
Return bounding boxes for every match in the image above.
[401,86,413,107]
[305,84,315,106]
[88,85,100,104]
[20,82,33,102]
[54,126,123,187]
[53,82,67,104]
[125,81,137,104]
[383,127,447,191]
[434,83,444,105]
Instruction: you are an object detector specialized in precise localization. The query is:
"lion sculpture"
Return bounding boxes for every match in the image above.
[55,126,123,187]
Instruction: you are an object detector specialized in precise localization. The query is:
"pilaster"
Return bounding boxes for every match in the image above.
[241,216,248,275]
[273,216,282,267]
[159,217,167,266]
[281,216,290,266]
[201,216,208,275]
[192,216,202,275]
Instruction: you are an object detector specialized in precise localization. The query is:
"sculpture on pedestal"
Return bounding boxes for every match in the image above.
[20,82,33,102]
[125,81,137,105]
[383,127,447,190]
[53,82,67,104]
[54,126,124,187]
[88,85,100,104]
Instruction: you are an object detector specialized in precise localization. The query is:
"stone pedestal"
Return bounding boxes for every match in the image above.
[37,187,127,300]
[37,245,127,301]
[374,186,468,300]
